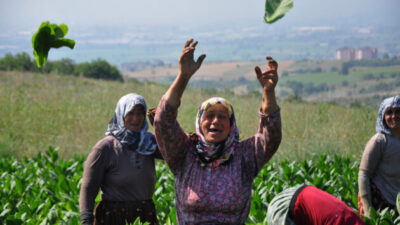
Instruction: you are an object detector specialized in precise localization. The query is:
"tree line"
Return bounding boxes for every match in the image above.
[341,56,400,75]
[0,52,123,81]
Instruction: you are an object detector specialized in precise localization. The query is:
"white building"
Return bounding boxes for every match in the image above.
[335,46,377,60]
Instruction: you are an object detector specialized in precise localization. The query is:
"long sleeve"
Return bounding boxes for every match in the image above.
[358,133,386,216]
[241,108,282,179]
[154,97,191,175]
[79,139,110,212]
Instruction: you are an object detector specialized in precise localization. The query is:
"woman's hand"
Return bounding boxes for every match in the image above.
[179,39,206,80]
[147,108,156,126]
[163,39,206,107]
[254,56,278,92]
[255,56,279,114]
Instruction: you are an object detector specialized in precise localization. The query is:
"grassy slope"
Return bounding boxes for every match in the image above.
[0,71,376,161]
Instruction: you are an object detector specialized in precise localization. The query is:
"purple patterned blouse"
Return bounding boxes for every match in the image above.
[154,98,282,225]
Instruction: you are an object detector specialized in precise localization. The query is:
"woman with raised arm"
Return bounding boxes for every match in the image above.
[153,39,282,224]
[79,93,162,225]
[358,95,400,217]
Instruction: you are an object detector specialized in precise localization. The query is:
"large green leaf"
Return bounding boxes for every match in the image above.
[397,192,400,215]
[264,0,294,24]
[32,21,75,68]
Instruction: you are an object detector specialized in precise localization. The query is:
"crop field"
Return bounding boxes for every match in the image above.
[1,148,399,224]
[0,71,399,224]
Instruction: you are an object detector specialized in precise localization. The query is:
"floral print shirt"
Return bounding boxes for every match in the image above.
[154,98,282,225]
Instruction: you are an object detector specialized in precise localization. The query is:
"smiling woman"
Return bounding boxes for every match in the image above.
[153,39,282,224]
[358,95,400,218]
[79,93,163,225]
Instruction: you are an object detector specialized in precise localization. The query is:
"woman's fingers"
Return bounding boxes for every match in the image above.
[184,39,193,48]
[266,56,278,71]
[254,66,262,78]
[191,41,198,48]
[195,54,206,69]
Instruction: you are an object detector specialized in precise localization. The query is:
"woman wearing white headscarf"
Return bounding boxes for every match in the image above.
[358,95,400,217]
[79,93,162,225]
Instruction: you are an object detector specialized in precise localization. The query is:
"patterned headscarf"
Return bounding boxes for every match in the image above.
[376,95,400,135]
[106,93,157,155]
[194,97,239,167]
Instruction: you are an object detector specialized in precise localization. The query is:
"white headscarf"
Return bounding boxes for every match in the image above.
[376,95,400,135]
[106,93,157,155]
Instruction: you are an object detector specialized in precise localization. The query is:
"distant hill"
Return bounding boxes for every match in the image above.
[124,59,400,108]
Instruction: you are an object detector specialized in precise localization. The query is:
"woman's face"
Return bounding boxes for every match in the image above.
[384,107,400,131]
[201,104,231,144]
[124,105,145,131]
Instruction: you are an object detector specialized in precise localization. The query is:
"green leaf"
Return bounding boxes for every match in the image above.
[397,192,400,215]
[51,38,75,49]
[32,21,75,68]
[264,0,294,24]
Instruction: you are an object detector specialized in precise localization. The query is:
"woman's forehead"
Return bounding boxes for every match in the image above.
[127,104,145,113]
[205,104,229,114]
[385,106,400,112]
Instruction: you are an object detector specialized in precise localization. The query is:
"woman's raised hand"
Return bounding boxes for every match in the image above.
[254,56,278,93]
[147,107,156,126]
[179,39,206,79]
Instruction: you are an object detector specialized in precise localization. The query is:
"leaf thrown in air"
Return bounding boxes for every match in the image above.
[264,0,294,24]
[32,21,75,68]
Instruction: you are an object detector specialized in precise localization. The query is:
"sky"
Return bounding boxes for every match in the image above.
[1,0,399,64]
[1,0,399,31]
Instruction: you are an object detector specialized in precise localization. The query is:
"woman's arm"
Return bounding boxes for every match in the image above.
[79,140,109,225]
[154,39,206,174]
[242,57,282,177]
[358,133,385,217]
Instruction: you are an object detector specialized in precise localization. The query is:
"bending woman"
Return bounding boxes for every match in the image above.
[79,93,162,225]
[153,39,282,224]
[358,95,400,217]
[267,185,365,225]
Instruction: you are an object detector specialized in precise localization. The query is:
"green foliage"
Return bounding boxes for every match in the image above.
[43,58,76,75]
[75,59,123,81]
[0,147,82,224]
[0,52,35,71]
[0,53,123,81]
[341,57,400,75]
[32,21,75,68]
[397,193,400,215]
[264,0,293,24]
[1,149,398,224]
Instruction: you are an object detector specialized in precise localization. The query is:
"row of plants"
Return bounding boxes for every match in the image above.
[1,147,398,224]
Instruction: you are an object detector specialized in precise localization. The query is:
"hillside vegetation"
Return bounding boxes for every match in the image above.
[1,71,376,161]
[2,71,399,224]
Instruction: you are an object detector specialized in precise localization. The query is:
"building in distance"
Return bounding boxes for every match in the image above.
[335,46,377,60]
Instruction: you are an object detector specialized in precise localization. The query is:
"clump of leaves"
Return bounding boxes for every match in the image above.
[32,21,75,68]
[397,193,400,215]
[264,0,293,24]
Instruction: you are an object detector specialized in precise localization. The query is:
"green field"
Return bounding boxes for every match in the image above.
[1,71,399,224]
[279,66,400,85]
[0,71,377,160]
